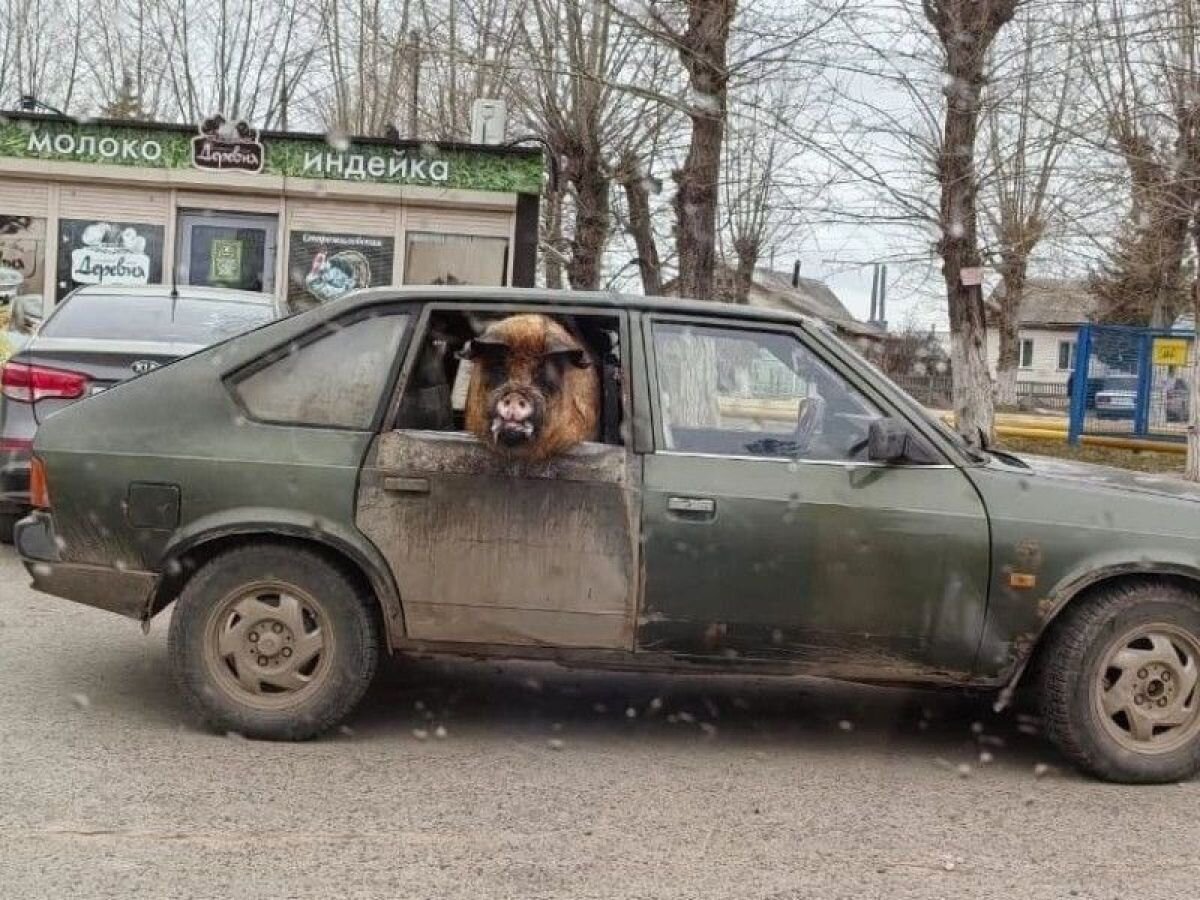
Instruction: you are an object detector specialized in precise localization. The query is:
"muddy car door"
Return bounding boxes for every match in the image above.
[638,316,991,677]
[356,303,640,649]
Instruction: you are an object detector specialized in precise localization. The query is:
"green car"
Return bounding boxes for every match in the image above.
[15,287,1200,783]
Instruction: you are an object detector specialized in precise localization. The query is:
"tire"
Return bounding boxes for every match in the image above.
[0,513,16,545]
[1039,579,1200,783]
[168,543,379,740]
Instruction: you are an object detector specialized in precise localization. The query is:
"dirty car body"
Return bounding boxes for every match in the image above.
[16,286,1200,782]
[0,284,285,539]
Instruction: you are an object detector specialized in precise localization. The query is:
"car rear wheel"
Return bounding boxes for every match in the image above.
[1039,579,1200,783]
[168,543,379,740]
[0,513,16,544]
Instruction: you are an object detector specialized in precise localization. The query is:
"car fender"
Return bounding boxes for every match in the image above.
[157,506,406,643]
[995,553,1200,709]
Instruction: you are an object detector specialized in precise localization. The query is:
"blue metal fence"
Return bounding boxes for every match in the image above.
[1068,324,1195,444]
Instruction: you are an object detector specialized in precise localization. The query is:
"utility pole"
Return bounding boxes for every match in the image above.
[279,65,289,131]
[407,30,421,138]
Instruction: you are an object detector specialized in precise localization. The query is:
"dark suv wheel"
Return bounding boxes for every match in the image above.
[1039,579,1200,783]
[168,543,380,740]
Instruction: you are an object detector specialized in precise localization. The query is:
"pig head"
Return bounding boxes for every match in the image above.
[462,314,600,460]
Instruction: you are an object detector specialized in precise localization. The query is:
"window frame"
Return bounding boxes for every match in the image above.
[1057,339,1075,372]
[382,301,633,447]
[401,231,511,287]
[1019,338,1035,369]
[225,303,415,433]
[642,313,949,467]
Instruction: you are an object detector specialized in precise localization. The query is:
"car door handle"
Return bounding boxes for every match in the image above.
[382,476,430,494]
[667,496,716,517]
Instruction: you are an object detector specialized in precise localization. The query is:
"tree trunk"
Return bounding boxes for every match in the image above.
[928,3,1015,448]
[731,236,758,304]
[619,164,663,296]
[565,148,610,292]
[672,0,734,303]
[995,264,1026,408]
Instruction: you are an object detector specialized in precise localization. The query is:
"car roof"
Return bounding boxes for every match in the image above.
[337,285,818,328]
[69,284,278,306]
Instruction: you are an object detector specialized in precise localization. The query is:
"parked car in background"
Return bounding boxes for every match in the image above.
[0,285,285,541]
[1094,376,1138,420]
[17,286,1200,783]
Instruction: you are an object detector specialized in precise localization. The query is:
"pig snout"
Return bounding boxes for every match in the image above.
[497,392,534,423]
[489,386,543,447]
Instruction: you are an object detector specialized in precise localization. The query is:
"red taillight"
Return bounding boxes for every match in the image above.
[0,362,89,403]
[29,456,49,509]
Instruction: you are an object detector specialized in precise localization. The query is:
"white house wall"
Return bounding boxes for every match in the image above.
[985,326,1079,385]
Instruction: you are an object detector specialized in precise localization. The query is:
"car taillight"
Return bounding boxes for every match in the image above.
[29,456,50,509]
[0,362,90,402]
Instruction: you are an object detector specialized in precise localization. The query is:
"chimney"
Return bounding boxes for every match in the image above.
[791,260,800,288]
[869,264,880,322]
[878,264,888,330]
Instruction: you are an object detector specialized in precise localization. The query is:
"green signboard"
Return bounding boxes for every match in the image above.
[0,118,543,194]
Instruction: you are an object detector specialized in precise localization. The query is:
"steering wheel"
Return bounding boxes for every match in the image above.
[793,395,826,454]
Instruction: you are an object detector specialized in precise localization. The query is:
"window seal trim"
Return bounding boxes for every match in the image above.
[655,449,954,470]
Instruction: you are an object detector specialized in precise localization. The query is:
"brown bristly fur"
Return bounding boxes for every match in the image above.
[464,314,600,460]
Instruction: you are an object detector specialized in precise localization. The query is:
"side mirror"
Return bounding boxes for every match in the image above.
[867,417,940,465]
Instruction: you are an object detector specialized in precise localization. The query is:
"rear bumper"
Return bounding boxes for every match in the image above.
[15,511,158,620]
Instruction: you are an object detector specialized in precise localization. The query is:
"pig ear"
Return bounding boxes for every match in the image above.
[458,337,509,360]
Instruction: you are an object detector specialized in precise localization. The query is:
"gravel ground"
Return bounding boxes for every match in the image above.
[1,545,1197,899]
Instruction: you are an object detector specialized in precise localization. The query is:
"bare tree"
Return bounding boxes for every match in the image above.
[923,0,1023,446]
[982,9,1078,407]
[150,0,317,127]
[1084,0,1197,328]
[513,0,676,290]
[0,0,83,111]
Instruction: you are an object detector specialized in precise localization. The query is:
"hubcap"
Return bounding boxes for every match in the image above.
[1092,624,1200,754]
[204,582,331,709]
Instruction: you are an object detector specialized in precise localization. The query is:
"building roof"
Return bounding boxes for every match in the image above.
[743,268,880,338]
[987,278,1098,328]
[662,266,880,338]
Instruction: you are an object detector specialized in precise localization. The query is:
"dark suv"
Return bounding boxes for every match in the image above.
[0,284,285,541]
[16,287,1200,783]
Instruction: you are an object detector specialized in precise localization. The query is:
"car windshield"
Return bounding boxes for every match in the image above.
[39,294,275,344]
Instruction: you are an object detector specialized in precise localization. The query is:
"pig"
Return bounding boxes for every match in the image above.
[461,314,600,460]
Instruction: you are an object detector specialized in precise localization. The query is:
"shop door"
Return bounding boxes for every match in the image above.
[176,211,278,293]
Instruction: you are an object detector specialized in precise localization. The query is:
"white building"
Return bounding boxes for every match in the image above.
[985,278,1096,386]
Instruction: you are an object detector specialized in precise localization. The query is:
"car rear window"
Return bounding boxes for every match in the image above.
[39,293,275,343]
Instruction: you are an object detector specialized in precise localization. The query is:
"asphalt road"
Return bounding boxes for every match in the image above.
[2,545,1198,900]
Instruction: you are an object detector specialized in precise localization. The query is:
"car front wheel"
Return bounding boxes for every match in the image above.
[1039,579,1200,783]
[168,543,379,740]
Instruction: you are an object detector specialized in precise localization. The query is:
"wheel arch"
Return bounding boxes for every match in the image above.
[147,511,406,648]
[998,563,1200,707]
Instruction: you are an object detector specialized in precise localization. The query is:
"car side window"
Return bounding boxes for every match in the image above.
[234,313,408,429]
[652,321,883,461]
[393,308,626,445]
